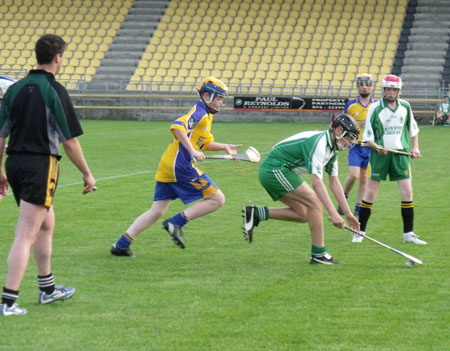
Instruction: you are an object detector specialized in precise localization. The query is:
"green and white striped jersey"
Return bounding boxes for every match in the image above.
[362,98,419,150]
[262,130,339,180]
[438,102,450,115]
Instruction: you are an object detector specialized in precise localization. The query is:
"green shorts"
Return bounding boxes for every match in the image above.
[368,151,411,181]
[258,166,304,201]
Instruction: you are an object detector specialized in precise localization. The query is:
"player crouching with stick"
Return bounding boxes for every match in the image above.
[242,114,360,264]
[110,77,242,256]
[359,75,426,245]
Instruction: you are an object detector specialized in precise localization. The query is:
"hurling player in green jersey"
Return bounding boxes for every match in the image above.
[360,74,426,245]
[242,114,361,265]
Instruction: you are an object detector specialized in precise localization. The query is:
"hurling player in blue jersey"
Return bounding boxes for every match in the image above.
[338,74,375,242]
[110,77,242,256]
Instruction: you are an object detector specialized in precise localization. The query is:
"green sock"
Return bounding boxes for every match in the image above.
[311,245,326,255]
[254,206,269,221]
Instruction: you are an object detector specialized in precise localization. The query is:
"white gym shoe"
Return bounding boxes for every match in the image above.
[0,303,27,316]
[38,286,75,304]
[352,233,364,243]
[403,232,427,245]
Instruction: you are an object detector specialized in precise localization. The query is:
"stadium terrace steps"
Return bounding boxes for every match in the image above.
[88,0,170,90]
[401,0,450,88]
[403,57,445,66]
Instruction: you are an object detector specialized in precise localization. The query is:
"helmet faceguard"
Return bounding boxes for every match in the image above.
[382,74,402,90]
[356,73,373,87]
[356,73,373,98]
[382,75,402,102]
[198,76,228,114]
[330,113,360,150]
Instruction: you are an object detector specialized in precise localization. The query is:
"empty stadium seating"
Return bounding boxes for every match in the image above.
[129,0,408,92]
[0,0,131,83]
[2,0,410,94]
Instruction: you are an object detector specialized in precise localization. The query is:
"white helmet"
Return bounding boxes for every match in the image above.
[382,74,402,90]
[0,75,16,95]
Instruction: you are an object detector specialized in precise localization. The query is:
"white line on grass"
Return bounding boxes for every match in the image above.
[3,151,269,194]
[58,169,155,188]
[56,152,269,189]
[57,158,221,188]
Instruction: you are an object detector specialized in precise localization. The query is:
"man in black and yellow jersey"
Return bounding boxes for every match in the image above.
[0,34,96,316]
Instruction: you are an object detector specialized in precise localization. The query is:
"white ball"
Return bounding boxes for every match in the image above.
[406,260,415,268]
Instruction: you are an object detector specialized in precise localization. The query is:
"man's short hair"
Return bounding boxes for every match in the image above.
[35,34,67,65]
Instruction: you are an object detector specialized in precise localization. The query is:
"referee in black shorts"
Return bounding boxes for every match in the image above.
[0,34,96,316]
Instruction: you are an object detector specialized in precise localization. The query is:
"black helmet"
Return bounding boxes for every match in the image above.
[330,113,360,140]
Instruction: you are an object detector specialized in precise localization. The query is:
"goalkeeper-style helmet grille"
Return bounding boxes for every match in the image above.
[356,73,373,86]
[199,76,228,100]
[382,74,402,90]
[331,113,360,140]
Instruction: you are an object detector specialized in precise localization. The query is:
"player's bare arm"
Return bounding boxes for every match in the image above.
[311,174,345,228]
[62,137,96,194]
[207,141,242,155]
[411,135,421,158]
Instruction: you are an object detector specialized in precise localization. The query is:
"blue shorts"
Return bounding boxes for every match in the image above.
[348,144,370,168]
[153,174,219,204]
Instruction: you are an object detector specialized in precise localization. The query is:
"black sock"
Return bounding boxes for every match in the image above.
[359,201,373,232]
[2,287,19,307]
[37,273,55,295]
[401,201,414,233]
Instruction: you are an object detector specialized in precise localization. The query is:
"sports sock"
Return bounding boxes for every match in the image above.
[354,203,361,216]
[170,212,188,227]
[358,200,373,232]
[38,273,55,295]
[116,232,134,250]
[2,287,19,307]
[311,245,326,256]
[401,201,414,233]
[254,206,269,221]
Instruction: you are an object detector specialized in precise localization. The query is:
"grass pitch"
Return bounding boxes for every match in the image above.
[0,120,448,350]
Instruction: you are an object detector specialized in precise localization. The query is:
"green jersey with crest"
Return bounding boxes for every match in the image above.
[362,98,419,150]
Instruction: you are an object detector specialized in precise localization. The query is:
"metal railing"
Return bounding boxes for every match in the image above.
[2,72,446,114]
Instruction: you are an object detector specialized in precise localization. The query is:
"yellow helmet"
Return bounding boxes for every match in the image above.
[356,73,373,86]
[199,76,228,100]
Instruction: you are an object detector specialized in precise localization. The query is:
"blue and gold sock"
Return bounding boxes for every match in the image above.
[170,212,189,227]
[116,232,134,250]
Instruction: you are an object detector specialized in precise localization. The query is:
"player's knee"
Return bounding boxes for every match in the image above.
[296,208,309,222]
[309,198,323,214]
[211,192,225,209]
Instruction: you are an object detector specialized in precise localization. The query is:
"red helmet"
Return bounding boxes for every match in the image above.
[382,75,402,90]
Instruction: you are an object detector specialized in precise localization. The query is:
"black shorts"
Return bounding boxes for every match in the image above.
[6,154,60,208]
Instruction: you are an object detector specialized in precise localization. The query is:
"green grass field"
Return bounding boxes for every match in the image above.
[0,120,448,351]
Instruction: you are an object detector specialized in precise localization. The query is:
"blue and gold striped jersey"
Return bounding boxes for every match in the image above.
[155,100,214,183]
[344,96,376,142]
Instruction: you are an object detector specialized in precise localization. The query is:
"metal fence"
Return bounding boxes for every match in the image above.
[2,70,447,116]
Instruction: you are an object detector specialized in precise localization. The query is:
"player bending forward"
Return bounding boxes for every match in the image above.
[242,114,360,265]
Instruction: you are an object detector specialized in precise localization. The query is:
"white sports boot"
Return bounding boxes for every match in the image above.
[352,231,364,243]
[403,232,427,245]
